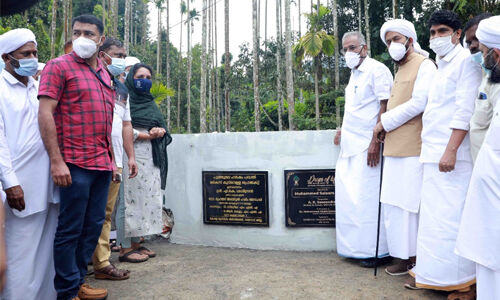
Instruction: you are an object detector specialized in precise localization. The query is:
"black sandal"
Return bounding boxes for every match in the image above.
[137,246,156,258]
[118,250,149,263]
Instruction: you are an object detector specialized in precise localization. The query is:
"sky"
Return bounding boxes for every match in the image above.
[148,0,315,60]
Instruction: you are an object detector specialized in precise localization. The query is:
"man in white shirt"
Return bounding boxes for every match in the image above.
[374,19,437,276]
[0,28,59,300]
[407,11,482,298]
[91,37,138,280]
[455,15,500,300]
[334,31,393,268]
[464,13,496,162]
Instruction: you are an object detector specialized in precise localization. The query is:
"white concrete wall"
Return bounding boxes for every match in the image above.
[165,130,340,251]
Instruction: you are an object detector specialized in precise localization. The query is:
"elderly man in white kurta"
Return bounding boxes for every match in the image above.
[406,10,482,297]
[334,31,392,268]
[0,29,59,300]
[373,19,437,276]
[456,15,500,300]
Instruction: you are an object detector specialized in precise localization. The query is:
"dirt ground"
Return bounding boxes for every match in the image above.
[87,240,448,300]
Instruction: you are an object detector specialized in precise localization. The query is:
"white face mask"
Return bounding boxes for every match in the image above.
[429,34,456,57]
[388,40,409,62]
[345,51,361,69]
[73,36,98,59]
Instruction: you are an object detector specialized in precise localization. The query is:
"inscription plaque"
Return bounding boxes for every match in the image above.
[285,169,336,227]
[202,171,269,226]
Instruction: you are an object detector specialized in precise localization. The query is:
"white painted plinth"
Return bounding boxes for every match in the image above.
[164,130,340,251]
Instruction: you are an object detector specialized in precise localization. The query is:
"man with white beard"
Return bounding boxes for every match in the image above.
[455,15,500,300]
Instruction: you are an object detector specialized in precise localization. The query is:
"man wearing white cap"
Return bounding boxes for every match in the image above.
[405,10,482,298]
[334,31,392,268]
[456,15,500,300]
[121,56,140,83]
[0,28,58,300]
[373,19,437,276]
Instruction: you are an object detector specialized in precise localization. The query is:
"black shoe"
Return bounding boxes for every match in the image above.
[359,256,393,268]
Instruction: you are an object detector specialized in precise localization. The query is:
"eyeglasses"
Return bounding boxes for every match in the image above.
[341,44,364,55]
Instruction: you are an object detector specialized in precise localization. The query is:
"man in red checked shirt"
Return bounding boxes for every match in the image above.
[38,14,116,300]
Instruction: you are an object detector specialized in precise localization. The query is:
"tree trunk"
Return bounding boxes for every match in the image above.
[177,7,184,130]
[124,0,131,52]
[275,0,283,131]
[63,0,68,43]
[392,0,398,18]
[224,0,230,131]
[208,0,213,131]
[253,0,260,132]
[200,0,208,133]
[285,0,295,130]
[315,59,320,130]
[363,0,371,56]
[214,0,221,132]
[50,0,58,59]
[265,0,268,51]
[113,0,118,36]
[102,0,106,28]
[187,0,192,133]
[331,0,340,128]
[298,0,301,37]
[157,7,162,75]
[166,0,171,130]
[358,0,362,31]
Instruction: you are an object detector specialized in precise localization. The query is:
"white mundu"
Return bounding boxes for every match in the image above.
[0,29,59,300]
[336,56,392,259]
[380,58,437,259]
[411,43,482,290]
[456,15,500,300]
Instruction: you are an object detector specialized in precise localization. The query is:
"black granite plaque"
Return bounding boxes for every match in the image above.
[202,171,269,226]
[285,169,336,227]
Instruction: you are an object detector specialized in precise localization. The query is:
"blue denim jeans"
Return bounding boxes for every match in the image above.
[53,163,111,300]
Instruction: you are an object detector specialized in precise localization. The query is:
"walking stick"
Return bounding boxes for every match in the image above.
[374,142,384,277]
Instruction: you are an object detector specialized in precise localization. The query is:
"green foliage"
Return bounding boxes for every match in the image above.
[151,82,175,105]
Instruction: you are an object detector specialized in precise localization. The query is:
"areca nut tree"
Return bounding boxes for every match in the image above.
[293,4,335,130]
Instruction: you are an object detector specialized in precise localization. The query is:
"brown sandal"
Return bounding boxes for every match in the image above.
[94,264,130,280]
[137,246,156,258]
[447,286,476,300]
[118,250,149,263]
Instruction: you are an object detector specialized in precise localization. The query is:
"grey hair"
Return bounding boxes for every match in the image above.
[342,31,366,45]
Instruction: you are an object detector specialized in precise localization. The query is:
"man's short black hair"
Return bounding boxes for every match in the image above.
[99,37,124,52]
[72,14,104,35]
[464,13,493,33]
[428,10,461,31]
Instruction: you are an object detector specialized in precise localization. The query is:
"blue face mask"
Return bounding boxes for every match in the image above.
[104,53,126,76]
[9,55,39,77]
[133,78,152,93]
[471,52,483,65]
[0,60,4,72]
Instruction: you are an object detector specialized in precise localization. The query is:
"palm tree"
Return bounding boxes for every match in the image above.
[224,0,230,131]
[177,1,187,130]
[284,0,295,130]
[102,0,106,28]
[253,0,261,132]
[214,0,221,131]
[275,0,283,131]
[186,5,200,133]
[358,0,362,30]
[155,0,164,75]
[124,0,131,51]
[331,0,340,128]
[200,0,208,133]
[293,4,335,130]
[298,0,301,37]
[50,0,58,59]
[166,0,171,130]
[364,0,371,56]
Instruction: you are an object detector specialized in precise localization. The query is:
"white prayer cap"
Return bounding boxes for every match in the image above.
[37,62,45,71]
[125,56,141,68]
[0,28,37,56]
[476,16,500,50]
[380,19,429,58]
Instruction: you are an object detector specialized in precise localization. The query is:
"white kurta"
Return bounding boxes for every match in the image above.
[456,93,500,299]
[335,57,392,259]
[414,44,482,289]
[379,59,436,260]
[0,70,59,300]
